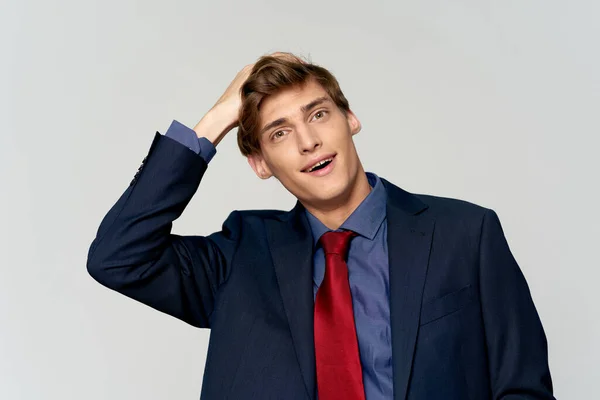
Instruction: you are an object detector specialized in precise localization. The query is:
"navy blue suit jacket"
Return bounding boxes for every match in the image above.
[87,132,554,399]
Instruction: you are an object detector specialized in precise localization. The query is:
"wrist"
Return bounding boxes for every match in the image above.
[193,105,236,146]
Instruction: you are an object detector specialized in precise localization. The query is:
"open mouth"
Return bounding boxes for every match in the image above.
[306,158,332,172]
[302,155,336,175]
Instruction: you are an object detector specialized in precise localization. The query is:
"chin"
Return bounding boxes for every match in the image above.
[280,166,358,206]
[303,179,353,206]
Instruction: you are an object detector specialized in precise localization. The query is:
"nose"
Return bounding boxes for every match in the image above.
[297,126,322,154]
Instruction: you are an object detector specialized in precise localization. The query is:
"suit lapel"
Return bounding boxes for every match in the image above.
[265,180,434,400]
[382,179,435,400]
[265,203,316,400]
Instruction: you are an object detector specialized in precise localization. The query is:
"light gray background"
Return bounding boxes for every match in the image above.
[2,0,598,398]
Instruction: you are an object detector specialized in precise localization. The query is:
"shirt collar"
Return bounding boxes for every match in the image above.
[305,172,387,246]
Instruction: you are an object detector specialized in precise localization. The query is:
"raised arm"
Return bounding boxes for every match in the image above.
[86,61,257,327]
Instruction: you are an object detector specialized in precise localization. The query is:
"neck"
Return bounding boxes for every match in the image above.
[302,167,372,230]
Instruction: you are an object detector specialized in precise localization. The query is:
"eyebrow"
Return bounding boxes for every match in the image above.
[260,96,331,136]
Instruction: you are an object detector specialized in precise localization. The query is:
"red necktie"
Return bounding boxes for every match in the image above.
[314,230,365,400]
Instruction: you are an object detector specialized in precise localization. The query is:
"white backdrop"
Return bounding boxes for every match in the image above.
[2,0,598,398]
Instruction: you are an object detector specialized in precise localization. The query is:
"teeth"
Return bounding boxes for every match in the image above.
[308,158,332,172]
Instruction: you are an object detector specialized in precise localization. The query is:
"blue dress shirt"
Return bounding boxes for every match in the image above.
[165,120,217,163]
[163,120,393,399]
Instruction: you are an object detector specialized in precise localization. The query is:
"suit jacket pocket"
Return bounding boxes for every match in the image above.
[420,284,475,326]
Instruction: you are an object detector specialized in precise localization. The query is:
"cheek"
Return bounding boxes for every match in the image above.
[327,123,352,141]
[264,150,297,178]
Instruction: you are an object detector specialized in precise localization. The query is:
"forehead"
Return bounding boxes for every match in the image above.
[259,80,330,121]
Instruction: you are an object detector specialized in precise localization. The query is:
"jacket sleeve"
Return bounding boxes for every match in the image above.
[479,209,555,399]
[86,132,239,328]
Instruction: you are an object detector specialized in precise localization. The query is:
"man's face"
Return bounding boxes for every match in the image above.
[248,79,363,207]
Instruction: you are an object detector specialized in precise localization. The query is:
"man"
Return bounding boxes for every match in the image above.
[87,52,554,399]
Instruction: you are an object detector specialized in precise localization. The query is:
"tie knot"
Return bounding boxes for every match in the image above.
[319,230,357,258]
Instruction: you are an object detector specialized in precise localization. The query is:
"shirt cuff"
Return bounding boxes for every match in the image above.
[164,120,217,164]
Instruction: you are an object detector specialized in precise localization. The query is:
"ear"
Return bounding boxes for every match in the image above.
[247,153,273,179]
[347,109,362,136]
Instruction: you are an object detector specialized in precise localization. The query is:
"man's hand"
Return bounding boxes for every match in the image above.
[192,63,253,145]
[192,52,302,146]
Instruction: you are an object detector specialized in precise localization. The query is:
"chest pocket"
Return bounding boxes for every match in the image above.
[420,284,475,326]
